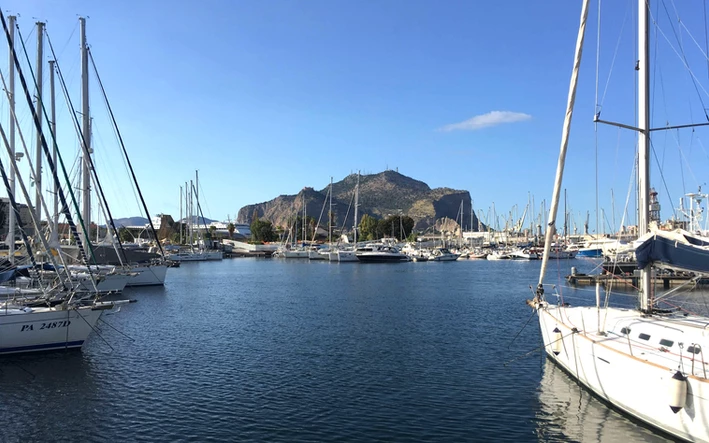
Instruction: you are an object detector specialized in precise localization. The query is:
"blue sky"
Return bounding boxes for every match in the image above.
[3,0,709,234]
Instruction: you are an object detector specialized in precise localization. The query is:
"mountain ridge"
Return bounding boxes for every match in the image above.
[236,170,482,233]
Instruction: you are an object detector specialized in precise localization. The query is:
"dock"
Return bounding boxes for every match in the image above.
[566,272,709,288]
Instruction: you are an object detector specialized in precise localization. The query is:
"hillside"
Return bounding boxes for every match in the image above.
[237,170,482,233]
[111,217,149,227]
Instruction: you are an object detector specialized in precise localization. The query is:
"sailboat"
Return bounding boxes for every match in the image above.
[531,1,709,441]
[336,172,359,262]
[168,172,223,262]
[0,12,133,354]
[28,18,169,286]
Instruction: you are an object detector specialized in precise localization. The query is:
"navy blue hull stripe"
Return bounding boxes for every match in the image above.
[0,340,84,354]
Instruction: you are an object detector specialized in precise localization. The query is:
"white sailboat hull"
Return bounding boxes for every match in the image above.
[337,250,358,262]
[168,251,223,261]
[0,306,103,354]
[283,250,309,259]
[537,304,709,442]
[126,264,168,286]
[78,273,129,292]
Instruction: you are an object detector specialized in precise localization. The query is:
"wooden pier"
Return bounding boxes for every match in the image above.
[566,272,709,289]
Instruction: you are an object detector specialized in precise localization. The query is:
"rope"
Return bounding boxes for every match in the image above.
[503,330,578,367]
[73,306,114,351]
[97,317,135,342]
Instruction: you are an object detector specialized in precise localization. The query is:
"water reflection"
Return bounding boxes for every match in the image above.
[535,358,671,442]
[0,351,101,441]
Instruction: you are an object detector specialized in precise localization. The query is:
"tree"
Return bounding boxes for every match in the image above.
[374,215,415,240]
[251,218,276,242]
[406,230,418,242]
[227,223,235,239]
[118,227,133,243]
[308,216,317,241]
[358,214,379,241]
[376,219,390,239]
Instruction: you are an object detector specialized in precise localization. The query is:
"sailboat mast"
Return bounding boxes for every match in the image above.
[329,176,332,244]
[563,189,567,241]
[196,170,200,249]
[34,21,45,232]
[638,0,652,312]
[6,15,15,263]
[50,59,58,236]
[303,193,306,244]
[179,185,183,245]
[538,0,590,288]
[80,17,91,240]
[189,180,193,247]
[471,199,474,234]
[353,172,359,244]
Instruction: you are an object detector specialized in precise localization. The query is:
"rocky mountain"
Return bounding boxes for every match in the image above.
[111,217,149,227]
[237,170,483,234]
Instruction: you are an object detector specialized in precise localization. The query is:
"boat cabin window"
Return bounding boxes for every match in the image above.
[620,327,631,335]
[688,345,702,354]
[659,339,674,347]
[639,333,651,341]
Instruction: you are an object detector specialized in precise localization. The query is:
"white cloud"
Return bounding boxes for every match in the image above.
[440,111,531,132]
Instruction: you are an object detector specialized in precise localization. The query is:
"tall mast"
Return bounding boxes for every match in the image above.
[34,21,45,234]
[537,0,590,289]
[6,15,15,263]
[563,189,567,240]
[353,172,359,244]
[638,0,651,311]
[195,170,199,248]
[471,198,474,234]
[460,199,464,242]
[49,59,59,238]
[302,193,306,244]
[80,17,91,240]
[329,176,332,244]
[188,180,193,247]
[179,185,183,245]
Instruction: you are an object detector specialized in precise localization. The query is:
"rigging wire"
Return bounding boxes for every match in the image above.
[705,0,709,80]
[55,20,78,61]
[12,21,95,276]
[45,31,134,264]
[594,0,601,242]
[87,48,164,257]
[650,137,679,220]
[598,0,632,109]
[651,5,709,110]
[665,0,709,117]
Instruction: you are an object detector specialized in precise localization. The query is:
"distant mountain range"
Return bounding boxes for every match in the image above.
[237,170,482,232]
[111,217,149,228]
[111,216,218,228]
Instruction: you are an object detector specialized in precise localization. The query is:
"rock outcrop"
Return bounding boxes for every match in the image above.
[237,170,483,233]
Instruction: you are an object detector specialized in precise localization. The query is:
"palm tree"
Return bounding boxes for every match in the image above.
[227,223,235,239]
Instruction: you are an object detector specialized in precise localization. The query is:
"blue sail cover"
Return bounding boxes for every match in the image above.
[635,231,709,274]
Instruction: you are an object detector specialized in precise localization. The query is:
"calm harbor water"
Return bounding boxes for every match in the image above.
[0,258,674,442]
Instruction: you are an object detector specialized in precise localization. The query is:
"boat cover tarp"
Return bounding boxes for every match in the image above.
[635,230,709,273]
[0,263,61,283]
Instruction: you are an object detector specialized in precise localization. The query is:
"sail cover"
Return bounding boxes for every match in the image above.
[635,230,709,274]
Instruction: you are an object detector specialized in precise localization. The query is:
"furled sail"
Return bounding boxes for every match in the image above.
[635,230,709,274]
